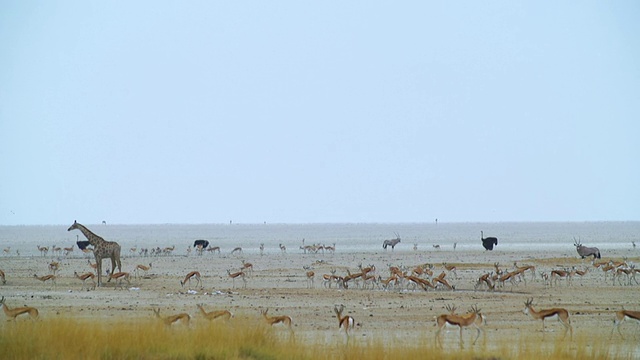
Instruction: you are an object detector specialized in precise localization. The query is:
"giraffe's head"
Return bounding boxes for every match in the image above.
[68,220,79,232]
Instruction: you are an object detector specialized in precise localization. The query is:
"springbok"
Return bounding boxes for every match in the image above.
[610,309,640,339]
[435,305,485,348]
[1,296,39,321]
[523,298,572,339]
[260,308,293,332]
[334,304,355,336]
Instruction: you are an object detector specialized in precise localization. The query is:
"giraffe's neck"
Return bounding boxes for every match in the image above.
[76,224,105,246]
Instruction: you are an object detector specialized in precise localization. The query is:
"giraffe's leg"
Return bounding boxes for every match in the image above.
[96,257,103,287]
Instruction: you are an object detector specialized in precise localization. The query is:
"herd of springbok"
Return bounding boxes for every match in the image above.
[0,223,637,346]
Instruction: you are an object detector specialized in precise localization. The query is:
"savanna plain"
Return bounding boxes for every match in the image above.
[0,225,639,359]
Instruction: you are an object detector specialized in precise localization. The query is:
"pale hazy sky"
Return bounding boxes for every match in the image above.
[1,2,639,225]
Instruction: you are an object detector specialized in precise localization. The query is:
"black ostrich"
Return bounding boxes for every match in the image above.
[76,240,92,250]
[481,231,498,251]
[193,239,210,249]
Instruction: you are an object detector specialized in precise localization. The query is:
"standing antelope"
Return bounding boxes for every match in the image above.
[197,304,233,321]
[574,238,601,259]
[435,305,485,348]
[227,269,246,289]
[382,233,401,250]
[261,308,293,332]
[180,271,202,288]
[0,269,5,285]
[107,271,131,290]
[153,308,190,327]
[305,269,315,288]
[1,296,39,321]
[74,271,96,290]
[523,298,572,339]
[334,305,355,336]
[610,309,640,339]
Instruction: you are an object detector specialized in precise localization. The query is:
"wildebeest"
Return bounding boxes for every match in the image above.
[76,240,91,250]
[481,231,498,251]
[193,239,210,249]
[574,238,601,259]
[382,233,401,250]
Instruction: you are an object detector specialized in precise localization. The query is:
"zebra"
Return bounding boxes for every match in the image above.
[382,233,401,250]
[574,238,601,259]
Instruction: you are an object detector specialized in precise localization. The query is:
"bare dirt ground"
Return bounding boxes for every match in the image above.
[1,245,639,351]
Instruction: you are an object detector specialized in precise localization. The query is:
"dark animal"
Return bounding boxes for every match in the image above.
[382,233,401,250]
[481,231,498,251]
[193,239,210,249]
[76,241,91,250]
[574,238,600,259]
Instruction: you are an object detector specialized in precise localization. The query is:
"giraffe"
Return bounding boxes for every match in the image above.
[68,220,122,287]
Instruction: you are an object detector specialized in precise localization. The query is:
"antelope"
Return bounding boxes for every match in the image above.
[334,305,355,336]
[51,245,62,256]
[442,263,458,278]
[324,243,336,254]
[48,261,60,275]
[382,232,401,250]
[0,296,38,321]
[279,243,286,254]
[37,245,49,256]
[433,244,440,250]
[2,247,10,256]
[305,269,315,288]
[474,273,495,292]
[513,262,536,281]
[610,309,640,339]
[259,243,265,256]
[162,245,175,256]
[230,247,243,255]
[550,269,572,287]
[88,259,98,270]
[497,270,520,289]
[153,308,190,327]
[74,271,96,290]
[207,246,221,254]
[435,305,485,348]
[180,271,202,288]
[108,271,131,290]
[573,238,601,259]
[197,304,232,321]
[34,274,56,288]
[241,260,253,275]
[261,308,293,332]
[227,269,246,289]
[0,269,5,285]
[523,298,572,339]
[322,269,337,288]
[63,245,74,256]
[135,263,152,278]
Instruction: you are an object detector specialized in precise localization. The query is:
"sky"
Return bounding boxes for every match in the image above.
[1,2,639,225]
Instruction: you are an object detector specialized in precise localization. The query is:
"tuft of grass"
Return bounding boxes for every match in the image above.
[0,317,635,359]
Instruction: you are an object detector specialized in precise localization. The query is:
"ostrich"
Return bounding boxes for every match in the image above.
[481,231,498,251]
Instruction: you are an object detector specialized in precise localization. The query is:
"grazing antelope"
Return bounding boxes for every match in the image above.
[33,274,56,288]
[207,246,221,254]
[435,305,485,348]
[135,263,152,278]
[74,271,96,290]
[153,308,190,327]
[261,308,293,332]
[324,243,336,254]
[108,271,131,290]
[180,271,202,288]
[523,298,572,339]
[227,269,246,289]
[1,296,39,321]
[334,305,355,336]
[0,269,5,285]
[433,244,440,250]
[197,304,233,321]
[230,247,243,255]
[513,262,536,281]
[610,309,640,339]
